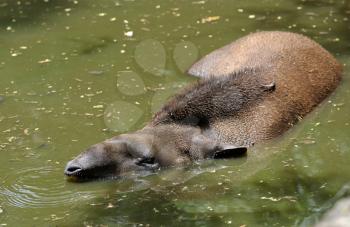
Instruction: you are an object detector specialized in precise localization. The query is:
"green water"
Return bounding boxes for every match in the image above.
[0,0,350,226]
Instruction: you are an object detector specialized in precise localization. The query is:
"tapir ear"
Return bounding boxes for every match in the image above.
[107,136,153,158]
[125,140,153,158]
[213,144,247,159]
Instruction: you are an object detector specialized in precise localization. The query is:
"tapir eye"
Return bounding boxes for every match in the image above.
[136,157,155,165]
[136,157,159,169]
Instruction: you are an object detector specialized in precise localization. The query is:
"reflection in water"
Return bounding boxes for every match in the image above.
[300,183,350,226]
[0,0,76,26]
[0,0,349,226]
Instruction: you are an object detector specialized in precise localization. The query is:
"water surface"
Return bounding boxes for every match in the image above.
[0,0,350,226]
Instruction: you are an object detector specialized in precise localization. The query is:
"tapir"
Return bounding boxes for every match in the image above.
[64,31,342,180]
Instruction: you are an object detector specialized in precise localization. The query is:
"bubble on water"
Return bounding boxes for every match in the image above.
[135,39,166,76]
[173,41,199,73]
[117,71,146,96]
[104,101,143,132]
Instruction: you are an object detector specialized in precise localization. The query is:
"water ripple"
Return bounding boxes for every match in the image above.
[0,166,95,208]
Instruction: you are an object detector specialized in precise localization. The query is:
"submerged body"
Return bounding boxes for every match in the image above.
[65,31,342,180]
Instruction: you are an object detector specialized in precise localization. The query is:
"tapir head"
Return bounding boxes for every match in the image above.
[64,132,157,180]
[64,126,247,181]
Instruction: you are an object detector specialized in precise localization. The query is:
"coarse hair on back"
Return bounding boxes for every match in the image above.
[152,68,275,127]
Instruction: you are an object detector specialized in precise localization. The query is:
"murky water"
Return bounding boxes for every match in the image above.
[0,0,349,226]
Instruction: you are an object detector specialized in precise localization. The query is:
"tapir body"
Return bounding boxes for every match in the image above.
[65,31,342,180]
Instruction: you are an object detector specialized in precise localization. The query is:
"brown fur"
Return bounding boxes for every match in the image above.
[152,68,276,127]
[65,31,342,180]
[186,31,342,146]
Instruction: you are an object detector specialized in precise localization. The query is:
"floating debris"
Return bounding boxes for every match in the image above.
[201,16,220,23]
[207,206,213,211]
[301,139,316,145]
[153,208,160,213]
[124,31,134,37]
[107,203,115,208]
[88,70,104,76]
[192,1,206,4]
[90,203,103,206]
[11,51,22,57]
[261,196,296,202]
[248,15,256,19]
[23,128,30,135]
[7,136,16,143]
[38,59,51,64]
[93,105,104,109]
[260,196,281,202]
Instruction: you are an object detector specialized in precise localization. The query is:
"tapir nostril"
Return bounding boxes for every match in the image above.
[65,165,83,176]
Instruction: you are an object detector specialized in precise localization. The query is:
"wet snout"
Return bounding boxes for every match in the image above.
[64,160,83,177]
[64,156,117,180]
[64,143,119,180]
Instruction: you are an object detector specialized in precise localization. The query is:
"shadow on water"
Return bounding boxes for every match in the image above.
[67,36,117,55]
[0,0,80,27]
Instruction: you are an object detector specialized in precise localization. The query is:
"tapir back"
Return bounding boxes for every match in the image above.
[188,31,342,146]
